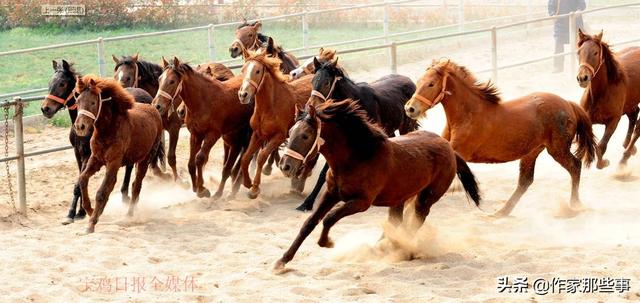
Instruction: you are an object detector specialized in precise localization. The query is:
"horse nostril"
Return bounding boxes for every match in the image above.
[408,107,415,113]
[155,104,162,110]
[583,75,589,81]
[282,163,291,172]
[80,124,85,130]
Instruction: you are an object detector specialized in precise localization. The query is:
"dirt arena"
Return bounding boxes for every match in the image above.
[1,32,640,301]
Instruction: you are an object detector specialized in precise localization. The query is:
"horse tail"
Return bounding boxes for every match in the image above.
[150,135,166,169]
[455,153,481,207]
[570,102,596,168]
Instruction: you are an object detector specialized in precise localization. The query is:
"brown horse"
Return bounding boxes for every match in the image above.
[576,29,640,167]
[229,21,299,73]
[152,57,253,200]
[74,75,164,234]
[404,59,596,217]
[174,62,236,120]
[289,47,341,80]
[275,100,481,269]
[237,51,314,199]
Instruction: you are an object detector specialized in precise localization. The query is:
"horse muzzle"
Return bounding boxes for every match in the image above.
[577,74,590,88]
[229,46,241,58]
[404,103,422,120]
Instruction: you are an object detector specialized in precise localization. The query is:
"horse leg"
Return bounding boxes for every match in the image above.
[78,156,102,218]
[213,142,242,200]
[275,189,340,270]
[494,148,543,217]
[128,160,151,217]
[623,107,639,154]
[194,134,220,198]
[548,144,584,209]
[296,163,328,211]
[248,137,283,199]
[262,150,277,176]
[167,124,180,181]
[188,134,204,194]
[85,162,118,234]
[620,118,640,165]
[119,165,133,204]
[240,134,262,189]
[596,119,619,169]
[63,149,84,225]
[317,198,372,248]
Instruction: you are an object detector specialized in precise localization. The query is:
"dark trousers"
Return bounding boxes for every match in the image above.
[554,38,566,71]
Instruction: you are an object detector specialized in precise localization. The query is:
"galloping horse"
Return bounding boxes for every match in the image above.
[576,29,640,167]
[74,76,164,234]
[289,47,341,80]
[175,62,236,120]
[237,51,314,199]
[41,60,153,224]
[404,59,596,217]
[229,21,299,73]
[291,58,418,211]
[275,100,481,269]
[152,57,253,200]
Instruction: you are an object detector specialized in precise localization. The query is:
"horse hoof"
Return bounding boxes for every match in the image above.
[79,226,95,235]
[121,196,131,205]
[630,146,637,156]
[491,208,511,218]
[74,213,86,220]
[212,191,223,201]
[262,166,272,176]
[318,238,334,248]
[597,159,610,169]
[197,188,211,198]
[61,217,74,225]
[243,179,252,189]
[295,203,312,212]
[247,187,260,199]
[273,259,287,274]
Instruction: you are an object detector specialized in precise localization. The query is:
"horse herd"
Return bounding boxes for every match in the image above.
[38,21,640,268]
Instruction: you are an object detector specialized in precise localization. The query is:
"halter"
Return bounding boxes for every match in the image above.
[233,36,260,54]
[155,79,183,115]
[78,93,111,121]
[244,60,267,92]
[45,91,78,110]
[579,44,604,78]
[283,117,325,166]
[411,73,451,108]
[310,76,342,102]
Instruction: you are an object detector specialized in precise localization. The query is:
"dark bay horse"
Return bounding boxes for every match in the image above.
[74,76,164,234]
[576,29,640,168]
[404,59,596,217]
[40,60,152,225]
[152,57,253,200]
[229,21,299,73]
[290,58,418,211]
[275,100,481,270]
[237,51,314,199]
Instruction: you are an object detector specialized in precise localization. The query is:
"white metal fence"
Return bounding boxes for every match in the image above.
[1,1,639,215]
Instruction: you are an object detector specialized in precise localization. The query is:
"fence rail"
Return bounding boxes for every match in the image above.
[1,1,640,215]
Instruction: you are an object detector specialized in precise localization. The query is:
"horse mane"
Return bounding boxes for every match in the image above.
[434,60,501,104]
[245,51,290,82]
[578,36,624,84]
[79,75,134,114]
[316,99,387,159]
[115,56,163,87]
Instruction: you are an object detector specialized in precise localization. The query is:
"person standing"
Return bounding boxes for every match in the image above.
[549,0,586,72]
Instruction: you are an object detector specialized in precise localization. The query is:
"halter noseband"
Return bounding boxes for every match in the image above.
[244,59,267,92]
[78,93,112,121]
[310,76,342,102]
[411,73,451,109]
[283,117,325,167]
[579,43,604,78]
[155,78,183,116]
[45,90,78,110]
[233,35,260,54]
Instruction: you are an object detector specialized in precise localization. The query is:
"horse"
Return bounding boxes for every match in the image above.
[113,54,182,181]
[289,47,341,80]
[290,58,418,211]
[237,51,314,199]
[152,57,254,200]
[576,29,640,168]
[274,100,481,270]
[174,62,236,120]
[229,21,299,73]
[404,59,596,217]
[41,60,153,225]
[73,75,164,234]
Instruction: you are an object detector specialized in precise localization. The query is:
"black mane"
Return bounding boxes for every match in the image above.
[115,56,163,88]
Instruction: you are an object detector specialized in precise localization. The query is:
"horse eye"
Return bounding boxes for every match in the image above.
[256,70,260,74]
[593,51,598,55]
[59,83,65,87]
[169,80,175,84]
[429,82,435,87]
[302,134,309,140]
[126,77,131,81]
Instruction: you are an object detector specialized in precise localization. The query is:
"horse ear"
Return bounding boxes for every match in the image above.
[132,52,139,62]
[313,57,321,70]
[173,56,180,67]
[88,78,97,88]
[294,103,302,117]
[112,54,120,64]
[595,30,603,42]
[330,57,339,68]
[577,28,587,42]
[253,21,262,32]
[266,37,275,53]
[318,47,324,55]
[206,66,212,75]
[161,56,169,68]
[62,60,70,71]
[75,76,84,91]
[52,60,58,71]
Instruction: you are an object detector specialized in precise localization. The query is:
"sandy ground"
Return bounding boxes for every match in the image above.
[1,17,640,302]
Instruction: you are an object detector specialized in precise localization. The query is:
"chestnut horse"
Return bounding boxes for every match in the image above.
[576,29,640,167]
[404,59,596,217]
[175,62,236,120]
[237,51,314,199]
[41,60,153,224]
[275,100,481,269]
[229,21,299,73]
[289,47,342,80]
[74,76,164,234]
[152,57,253,200]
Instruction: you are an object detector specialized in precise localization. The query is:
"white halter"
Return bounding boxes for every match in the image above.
[78,93,111,121]
[155,80,183,116]
[310,76,342,102]
[283,117,325,165]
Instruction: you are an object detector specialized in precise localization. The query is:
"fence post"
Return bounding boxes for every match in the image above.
[458,0,464,31]
[208,24,217,61]
[97,37,106,77]
[302,13,309,54]
[12,97,26,215]
[383,2,390,43]
[389,42,397,74]
[491,26,498,83]
[569,12,577,76]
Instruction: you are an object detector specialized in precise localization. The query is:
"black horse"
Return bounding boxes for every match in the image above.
[283,58,419,211]
[40,60,153,224]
